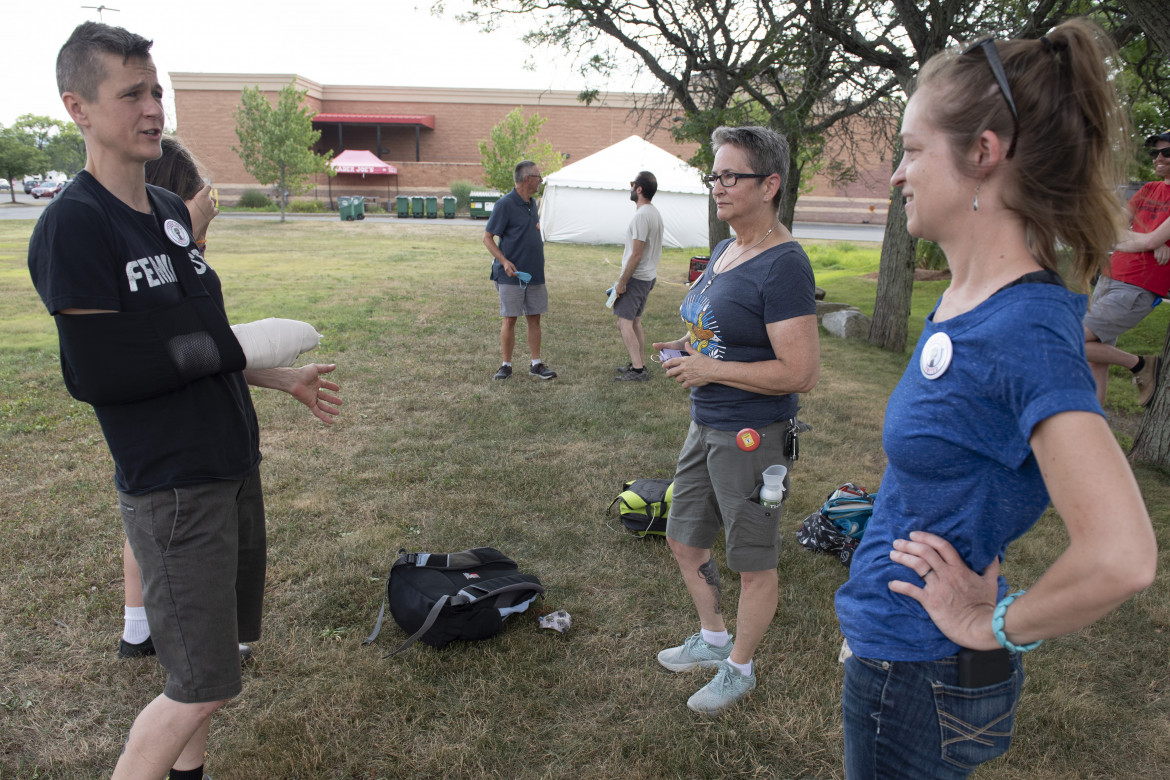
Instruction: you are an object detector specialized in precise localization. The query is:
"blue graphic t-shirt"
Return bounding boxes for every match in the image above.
[680,239,816,430]
[835,282,1102,661]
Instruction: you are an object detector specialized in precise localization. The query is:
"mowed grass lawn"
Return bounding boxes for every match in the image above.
[2,216,1169,779]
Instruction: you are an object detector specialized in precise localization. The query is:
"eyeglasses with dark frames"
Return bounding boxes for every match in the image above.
[1149,147,1170,160]
[702,171,770,189]
[962,37,1019,159]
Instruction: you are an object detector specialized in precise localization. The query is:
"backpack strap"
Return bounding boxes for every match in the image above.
[379,573,545,658]
[362,548,413,647]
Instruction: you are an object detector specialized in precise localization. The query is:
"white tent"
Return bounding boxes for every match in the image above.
[540,136,708,249]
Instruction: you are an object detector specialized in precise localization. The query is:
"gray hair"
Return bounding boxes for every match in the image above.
[711,126,789,210]
[514,160,538,184]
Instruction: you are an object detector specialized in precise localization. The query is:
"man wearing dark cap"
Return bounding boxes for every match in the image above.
[1083,131,1170,407]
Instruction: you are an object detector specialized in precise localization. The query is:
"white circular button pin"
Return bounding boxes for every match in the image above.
[920,331,953,380]
[164,219,191,247]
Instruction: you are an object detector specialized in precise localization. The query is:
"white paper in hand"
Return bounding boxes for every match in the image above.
[230,318,321,369]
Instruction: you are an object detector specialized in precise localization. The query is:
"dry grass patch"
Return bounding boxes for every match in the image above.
[2,218,1168,779]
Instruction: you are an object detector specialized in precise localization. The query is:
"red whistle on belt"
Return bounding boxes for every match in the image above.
[736,428,761,451]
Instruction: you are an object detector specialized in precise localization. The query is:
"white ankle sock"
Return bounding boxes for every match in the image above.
[531,359,542,367]
[727,658,753,677]
[122,606,150,644]
[701,628,730,647]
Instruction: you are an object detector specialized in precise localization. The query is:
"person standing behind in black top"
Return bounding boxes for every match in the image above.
[116,136,254,662]
[28,22,341,780]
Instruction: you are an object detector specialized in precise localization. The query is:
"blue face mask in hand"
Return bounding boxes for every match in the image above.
[515,271,532,289]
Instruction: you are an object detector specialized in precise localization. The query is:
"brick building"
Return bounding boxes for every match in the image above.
[171,72,893,223]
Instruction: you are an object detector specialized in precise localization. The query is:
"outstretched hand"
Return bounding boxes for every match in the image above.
[888,530,1001,651]
[288,363,342,424]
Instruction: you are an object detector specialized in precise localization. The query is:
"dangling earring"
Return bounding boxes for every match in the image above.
[973,183,981,212]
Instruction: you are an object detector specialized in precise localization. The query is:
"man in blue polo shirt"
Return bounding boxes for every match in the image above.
[483,160,557,380]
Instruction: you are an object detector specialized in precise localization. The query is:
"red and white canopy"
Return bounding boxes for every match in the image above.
[330,150,398,175]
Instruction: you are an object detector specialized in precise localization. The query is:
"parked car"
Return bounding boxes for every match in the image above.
[0,178,11,191]
[23,177,43,194]
[32,181,65,199]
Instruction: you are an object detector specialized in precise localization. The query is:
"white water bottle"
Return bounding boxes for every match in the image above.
[760,464,787,508]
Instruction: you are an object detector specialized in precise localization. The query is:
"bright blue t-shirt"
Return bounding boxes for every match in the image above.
[486,189,545,285]
[835,281,1102,661]
[680,239,816,431]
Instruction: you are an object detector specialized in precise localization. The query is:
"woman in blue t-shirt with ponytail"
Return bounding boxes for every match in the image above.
[834,19,1156,778]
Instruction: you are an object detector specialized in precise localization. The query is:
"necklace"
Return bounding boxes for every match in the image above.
[701,222,780,293]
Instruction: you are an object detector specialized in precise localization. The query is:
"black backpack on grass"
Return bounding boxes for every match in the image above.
[363,547,545,656]
[609,478,673,537]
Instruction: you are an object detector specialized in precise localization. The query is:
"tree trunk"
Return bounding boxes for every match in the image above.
[708,196,730,253]
[1128,321,1170,466]
[780,151,800,232]
[868,186,917,352]
[1119,0,1170,59]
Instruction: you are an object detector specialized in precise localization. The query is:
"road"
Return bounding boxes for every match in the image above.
[1,192,886,243]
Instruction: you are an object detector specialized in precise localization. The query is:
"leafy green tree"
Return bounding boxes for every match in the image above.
[45,124,86,177]
[464,1,896,251]
[0,126,47,204]
[13,114,62,151]
[232,82,333,222]
[477,107,563,194]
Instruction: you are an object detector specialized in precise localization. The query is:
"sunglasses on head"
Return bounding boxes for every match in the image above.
[1149,148,1170,160]
[962,38,1019,159]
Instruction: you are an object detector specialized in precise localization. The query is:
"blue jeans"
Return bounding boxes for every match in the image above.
[842,651,1024,779]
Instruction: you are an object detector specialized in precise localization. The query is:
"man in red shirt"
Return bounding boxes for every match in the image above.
[1084,131,1170,407]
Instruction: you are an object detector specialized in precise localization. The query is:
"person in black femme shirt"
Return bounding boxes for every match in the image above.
[28,22,341,780]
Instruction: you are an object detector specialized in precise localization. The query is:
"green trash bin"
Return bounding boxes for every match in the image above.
[338,196,361,221]
[425,196,438,219]
[396,195,410,218]
[442,196,456,219]
[411,196,425,218]
[469,191,502,219]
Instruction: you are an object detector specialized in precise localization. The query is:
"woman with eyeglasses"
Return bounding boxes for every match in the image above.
[834,20,1156,778]
[651,125,819,714]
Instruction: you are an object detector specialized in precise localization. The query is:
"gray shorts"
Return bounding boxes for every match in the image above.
[667,419,792,572]
[119,469,266,703]
[1084,276,1161,345]
[496,281,549,317]
[613,277,656,320]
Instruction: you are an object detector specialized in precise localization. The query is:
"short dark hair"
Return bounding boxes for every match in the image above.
[145,136,204,201]
[57,21,153,101]
[514,160,538,184]
[633,171,657,200]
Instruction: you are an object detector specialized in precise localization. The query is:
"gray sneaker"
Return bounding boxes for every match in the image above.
[529,362,557,380]
[493,364,512,380]
[614,367,649,382]
[687,660,756,714]
[657,632,733,672]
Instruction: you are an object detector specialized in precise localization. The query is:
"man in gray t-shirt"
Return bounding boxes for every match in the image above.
[613,171,665,382]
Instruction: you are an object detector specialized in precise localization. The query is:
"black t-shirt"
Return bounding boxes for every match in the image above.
[28,171,260,495]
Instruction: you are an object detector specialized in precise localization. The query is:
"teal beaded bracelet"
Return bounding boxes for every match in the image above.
[991,590,1043,653]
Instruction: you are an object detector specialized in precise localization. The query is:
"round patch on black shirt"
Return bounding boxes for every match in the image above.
[163,219,190,247]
